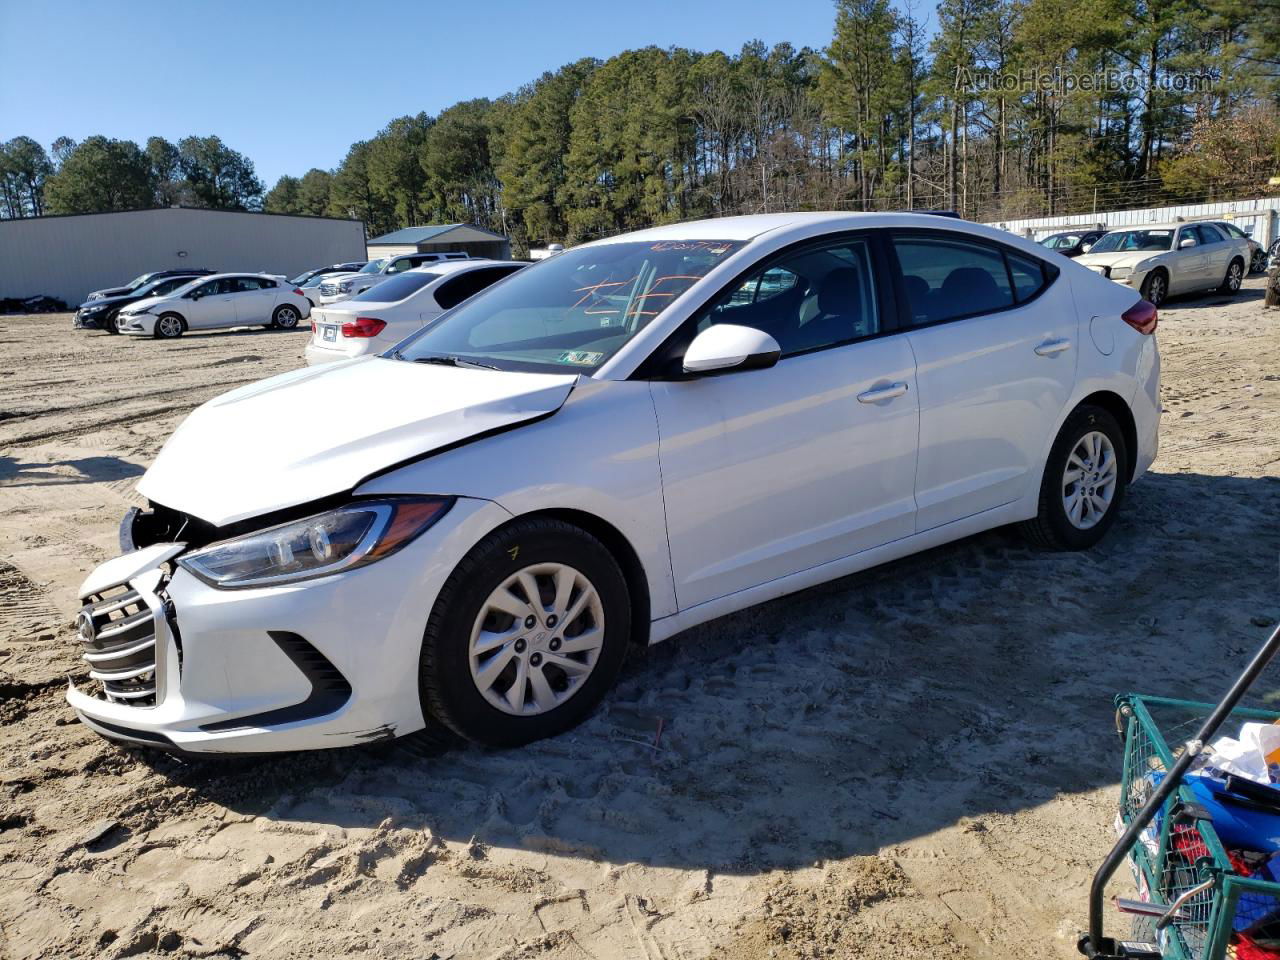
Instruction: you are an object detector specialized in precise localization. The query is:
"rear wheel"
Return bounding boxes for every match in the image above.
[154,313,185,339]
[419,517,631,747]
[272,305,300,330]
[1140,269,1168,306]
[1020,405,1129,550]
[1219,258,1244,294]
[1251,248,1268,274]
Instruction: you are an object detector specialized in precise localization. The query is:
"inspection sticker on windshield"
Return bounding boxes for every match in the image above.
[557,350,604,366]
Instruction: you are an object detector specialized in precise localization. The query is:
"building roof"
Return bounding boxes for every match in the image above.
[367,223,508,244]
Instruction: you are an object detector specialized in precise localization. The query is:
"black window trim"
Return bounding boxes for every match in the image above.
[884,228,1060,333]
[632,228,903,381]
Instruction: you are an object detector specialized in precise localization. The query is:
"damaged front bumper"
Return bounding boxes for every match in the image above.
[69,497,506,753]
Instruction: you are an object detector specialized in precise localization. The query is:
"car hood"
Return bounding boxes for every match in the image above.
[78,293,132,310]
[121,294,172,313]
[1075,250,1163,270]
[136,357,579,526]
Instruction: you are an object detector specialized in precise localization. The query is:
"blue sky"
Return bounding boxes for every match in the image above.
[0,0,840,188]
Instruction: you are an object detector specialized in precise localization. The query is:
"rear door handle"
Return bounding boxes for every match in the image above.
[857,382,909,403]
[1034,338,1072,356]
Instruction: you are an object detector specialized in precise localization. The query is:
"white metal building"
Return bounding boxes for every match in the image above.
[986,196,1280,246]
[366,223,510,261]
[0,207,367,306]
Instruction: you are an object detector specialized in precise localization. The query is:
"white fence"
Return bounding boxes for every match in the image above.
[985,196,1280,247]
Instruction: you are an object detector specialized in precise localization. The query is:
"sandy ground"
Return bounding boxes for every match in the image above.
[0,284,1277,960]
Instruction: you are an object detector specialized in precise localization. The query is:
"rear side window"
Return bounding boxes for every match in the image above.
[232,277,264,292]
[893,236,1013,325]
[433,266,522,310]
[893,234,1057,326]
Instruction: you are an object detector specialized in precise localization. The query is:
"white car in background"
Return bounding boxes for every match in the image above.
[1075,221,1249,306]
[304,260,525,366]
[70,212,1160,754]
[117,273,311,339]
[317,252,472,305]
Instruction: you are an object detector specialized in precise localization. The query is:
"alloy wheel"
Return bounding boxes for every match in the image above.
[157,316,182,338]
[1227,262,1243,291]
[1146,274,1166,305]
[468,562,605,716]
[276,307,298,329]
[1062,430,1118,530]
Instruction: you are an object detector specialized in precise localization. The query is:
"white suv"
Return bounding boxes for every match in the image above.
[317,252,471,305]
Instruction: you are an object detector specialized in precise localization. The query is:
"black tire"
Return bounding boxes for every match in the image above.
[1139,269,1168,306]
[153,313,185,339]
[1251,249,1268,274]
[272,305,300,330]
[104,311,121,335]
[1219,257,1244,294]
[1020,405,1129,550]
[419,517,631,747]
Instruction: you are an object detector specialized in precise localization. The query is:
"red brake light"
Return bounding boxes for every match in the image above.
[293,287,305,297]
[310,320,316,334]
[341,316,386,338]
[1121,299,1158,335]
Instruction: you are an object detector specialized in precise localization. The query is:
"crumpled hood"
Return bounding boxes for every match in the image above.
[1076,250,1161,271]
[137,357,578,526]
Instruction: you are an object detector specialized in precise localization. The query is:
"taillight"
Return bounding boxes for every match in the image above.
[1121,299,1158,335]
[341,316,386,338]
[293,288,305,297]
[310,320,316,334]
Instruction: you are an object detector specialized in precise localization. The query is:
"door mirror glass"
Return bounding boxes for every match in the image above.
[682,324,781,375]
[1179,236,1197,248]
[1080,243,1093,253]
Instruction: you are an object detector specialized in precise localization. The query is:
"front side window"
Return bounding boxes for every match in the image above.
[393,240,744,373]
[1195,224,1224,244]
[694,238,880,356]
[893,235,1014,325]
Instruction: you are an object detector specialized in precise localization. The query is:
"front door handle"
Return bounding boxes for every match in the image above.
[1034,338,1072,357]
[857,382,909,404]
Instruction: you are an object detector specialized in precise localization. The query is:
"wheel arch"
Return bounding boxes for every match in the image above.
[157,310,187,332]
[1074,390,1138,481]
[499,507,651,649]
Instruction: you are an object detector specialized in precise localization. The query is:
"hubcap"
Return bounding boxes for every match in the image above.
[1229,264,1242,290]
[468,562,605,717]
[1063,430,1118,530]
[159,317,181,337]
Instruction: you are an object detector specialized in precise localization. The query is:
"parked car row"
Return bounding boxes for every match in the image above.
[1074,221,1251,306]
[316,251,472,305]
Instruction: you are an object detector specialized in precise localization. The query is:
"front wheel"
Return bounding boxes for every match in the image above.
[104,311,121,335]
[419,518,631,747]
[1140,270,1168,306]
[1219,258,1244,294]
[1020,405,1129,550]
[272,305,300,329]
[154,313,185,339]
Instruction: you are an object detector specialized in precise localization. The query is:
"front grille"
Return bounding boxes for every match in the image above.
[78,584,161,705]
[319,282,338,296]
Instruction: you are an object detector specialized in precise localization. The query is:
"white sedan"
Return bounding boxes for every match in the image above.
[69,212,1160,754]
[117,273,311,339]
[304,260,525,366]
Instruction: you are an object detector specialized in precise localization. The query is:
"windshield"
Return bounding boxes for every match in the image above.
[161,277,204,299]
[289,270,316,285]
[392,239,744,374]
[351,271,440,302]
[1089,230,1173,253]
[358,259,389,275]
[124,273,153,290]
[301,274,328,288]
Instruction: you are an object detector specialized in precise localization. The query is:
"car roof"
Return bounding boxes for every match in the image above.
[406,258,516,276]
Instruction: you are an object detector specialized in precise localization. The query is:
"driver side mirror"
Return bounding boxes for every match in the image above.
[1179,237,1196,249]
[1080,243,1093,253]
[682,324,781,376]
